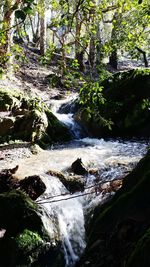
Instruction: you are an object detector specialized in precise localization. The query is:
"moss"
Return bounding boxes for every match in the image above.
[15,229,44,266]
[0,89,21,111]
[0,190,46,237]
[78,150,150,267]
[78,68,150,137]
[0,88,71,146]
[88,152,150,244]
[45,109,71,142]
[127,228,150,267]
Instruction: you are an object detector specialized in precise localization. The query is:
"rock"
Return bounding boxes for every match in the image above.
[77,69,150,137]
[0,190,45,236]
[71,158,88,175]
[0,88,71,146]
[77,150,150,267]
[59,175,85,193]
[0,190,64,267]
[0,117,15,136]
[47,169,65,180]
[0,166,19,193]
[11,107,29,116]
[0,167,46,200]
[19,175,46,200]
[0,89,21,112]
[47,170,85,193]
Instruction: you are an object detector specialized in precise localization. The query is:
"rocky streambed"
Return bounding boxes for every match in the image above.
[0,68,150,267]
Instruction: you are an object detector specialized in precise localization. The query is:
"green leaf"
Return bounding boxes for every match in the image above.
[23,6,33,15]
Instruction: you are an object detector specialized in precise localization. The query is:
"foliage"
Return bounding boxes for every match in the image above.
[40,43,56,65]
[16,229,43,256]
[80,81,105,118]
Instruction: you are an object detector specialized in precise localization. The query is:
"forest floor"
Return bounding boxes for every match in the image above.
[0,45,148,104]
[0,45,71,105]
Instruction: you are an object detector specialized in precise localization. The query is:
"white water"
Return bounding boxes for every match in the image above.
[2,94,148,266]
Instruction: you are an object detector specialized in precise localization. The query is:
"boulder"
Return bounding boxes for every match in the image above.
[0,117,15,136]
[0,88,71,146]
[71,158,88,175]
[0,190,64,267]
[0,190,45,236]
[77,150,150,267]
[0,167,46,200]
[14,110,48,142]
[77,69,150,137]
[47,170,85,193]
[19,175,46,200]
[0,89,21,112]
[0,166,19,193]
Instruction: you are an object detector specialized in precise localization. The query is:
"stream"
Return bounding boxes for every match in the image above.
[0,94,149,266]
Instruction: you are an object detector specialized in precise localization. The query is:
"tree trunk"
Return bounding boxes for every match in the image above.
[109,12,119,70]
[136,46,148,67]
[0,0,21,68]
[75,13,85,72]
[61,36,66,77]
[109,50,118,69]
[88,0,96,70]
[39,0,46,55]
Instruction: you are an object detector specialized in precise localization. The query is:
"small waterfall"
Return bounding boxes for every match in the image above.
[37,174,86,267]
[50,94,84,139]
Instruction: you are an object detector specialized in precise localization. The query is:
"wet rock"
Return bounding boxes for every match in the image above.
[71,158,88,175]
[78,150,150,267]
[47,169,65,180]
[14,110,48,142]
[0,166,19,193]
[19,175,46,200]
[0,190,64,267]
[60,175,85,193]
[0,190,45,236]
[47,169,85,193]
[0,167,46,200]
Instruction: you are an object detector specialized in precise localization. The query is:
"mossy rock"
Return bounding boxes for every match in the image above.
[41,109,71,143]
[0,89,22,111]
[0,88,71,146]
[0,227,63,267]
[13,109,48,142]
[0,190,64,267]
[0,190,46,237]
[14,229,45,266]
[78,150,150,267]
[126,228,150,267]
[78,69,150,137]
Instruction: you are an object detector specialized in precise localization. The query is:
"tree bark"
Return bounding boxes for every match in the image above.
[109,12,119,70]
[75,12,85,72]
[39,0,46,55]
[88,0,96,70]
[1,0,22,68]
[136,46,148,67]
[109,50,118,69]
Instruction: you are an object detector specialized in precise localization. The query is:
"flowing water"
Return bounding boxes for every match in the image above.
[1,94,149,266]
